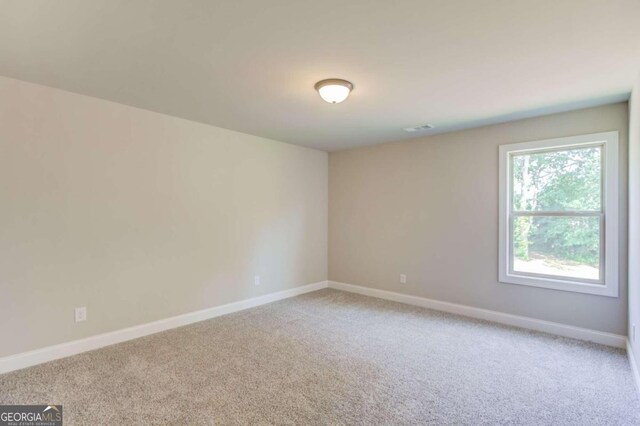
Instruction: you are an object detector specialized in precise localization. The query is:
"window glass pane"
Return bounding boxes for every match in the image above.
[512,215,600,281]
[512,146,601,211]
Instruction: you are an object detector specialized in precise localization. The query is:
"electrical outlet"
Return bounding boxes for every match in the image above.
[254,275,261,286]
[400,274,407,284]
[75,307,87,323]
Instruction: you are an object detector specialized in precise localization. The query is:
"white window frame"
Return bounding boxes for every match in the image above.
[498,131,619,297]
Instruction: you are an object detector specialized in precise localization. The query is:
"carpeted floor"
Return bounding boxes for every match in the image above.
[1,288,639,425]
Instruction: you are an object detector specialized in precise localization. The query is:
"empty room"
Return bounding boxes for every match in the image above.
[1,1,640,424]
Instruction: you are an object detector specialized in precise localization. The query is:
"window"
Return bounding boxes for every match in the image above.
[498,132,619,297]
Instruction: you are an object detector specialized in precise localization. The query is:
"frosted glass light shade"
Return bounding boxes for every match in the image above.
[314,79,353,104]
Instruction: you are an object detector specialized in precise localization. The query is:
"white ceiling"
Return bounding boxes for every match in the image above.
[1,0,639,151]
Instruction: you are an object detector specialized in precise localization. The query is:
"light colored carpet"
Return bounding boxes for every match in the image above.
[1,288,638,425]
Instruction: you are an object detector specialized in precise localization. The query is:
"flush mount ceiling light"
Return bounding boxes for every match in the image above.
[403,124,434,132]
[314,79,353,104]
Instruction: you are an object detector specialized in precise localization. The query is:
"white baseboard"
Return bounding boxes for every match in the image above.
[0,281,328,374]
[628,340,640,398]
[328,281,626,348]
[1,280,629,375]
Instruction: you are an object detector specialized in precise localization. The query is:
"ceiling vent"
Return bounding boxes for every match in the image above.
[403,124,434,132]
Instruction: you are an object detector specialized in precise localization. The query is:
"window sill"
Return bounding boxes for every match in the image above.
[498,272,618,297]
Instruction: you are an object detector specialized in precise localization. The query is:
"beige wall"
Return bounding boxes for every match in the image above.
[329,103,628,335]
[0,76,328,358]
[629,75,640,364]
[0,73,631,359]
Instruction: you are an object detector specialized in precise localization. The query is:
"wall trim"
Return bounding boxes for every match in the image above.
[328,281,626,348]
[0,281,328,374]
[1,280,630,375]
[628,340,640,398]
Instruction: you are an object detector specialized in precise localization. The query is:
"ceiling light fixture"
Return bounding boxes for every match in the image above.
[403,124,434,132]
[314,79,353,104]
